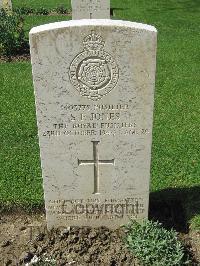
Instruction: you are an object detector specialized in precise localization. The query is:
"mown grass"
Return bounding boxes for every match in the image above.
[24,15,71,36]
[0,62,43,205]
[0,0,200,228]
[12,0,71,9]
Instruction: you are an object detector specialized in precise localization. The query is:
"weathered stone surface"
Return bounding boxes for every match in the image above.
[0,0,12,10]
[30,20,157,229]
[71,0,110,19]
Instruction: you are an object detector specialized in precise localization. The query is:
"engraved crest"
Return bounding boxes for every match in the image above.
[69,31,119,101]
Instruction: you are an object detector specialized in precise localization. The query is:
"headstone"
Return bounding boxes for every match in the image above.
[72,0,110,19]
[0,0,12,11]
[30,19,157,229]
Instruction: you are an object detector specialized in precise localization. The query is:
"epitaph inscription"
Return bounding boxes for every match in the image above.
[48,197,145,221]
[30,20,157,229]
[69,31,119,101]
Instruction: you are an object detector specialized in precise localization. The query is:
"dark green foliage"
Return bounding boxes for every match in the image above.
[14,7,49,15]
[34,7,49,15]
[0,10,29,58]
[14,6,68,15]
[125,220,189,266]
[13,7,34,15]
[55,5,68,14]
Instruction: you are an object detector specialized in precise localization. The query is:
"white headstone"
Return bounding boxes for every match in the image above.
[72,0,110,19]
[30,20,157,229]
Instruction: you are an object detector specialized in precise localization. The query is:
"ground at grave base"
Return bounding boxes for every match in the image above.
[0,214,200,266]
[0,213,137,266]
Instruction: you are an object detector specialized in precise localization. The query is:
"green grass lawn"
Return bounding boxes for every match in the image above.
[0,0,200,229]
[24,15,71,36]
[13,0,71,9]
[0,62,43,206]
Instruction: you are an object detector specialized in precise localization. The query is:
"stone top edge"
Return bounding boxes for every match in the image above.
[29,19,157,35]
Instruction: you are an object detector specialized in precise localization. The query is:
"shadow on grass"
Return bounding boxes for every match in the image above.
[174,0,200,11]
[110,7,129,16]
[0,202,45,215]
[149,186,200,233]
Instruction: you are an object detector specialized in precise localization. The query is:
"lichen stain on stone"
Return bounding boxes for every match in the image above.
[2,0,12,10]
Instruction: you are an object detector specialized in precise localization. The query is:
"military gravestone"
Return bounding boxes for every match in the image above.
[30,6,157,229]
[72,0,110,19]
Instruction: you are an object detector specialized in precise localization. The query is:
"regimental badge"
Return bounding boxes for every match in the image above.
[69,31,119,101]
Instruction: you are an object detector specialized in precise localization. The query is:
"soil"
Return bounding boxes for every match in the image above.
[0,213,138,266]
[189,231,200,263]
[0,213,199,266]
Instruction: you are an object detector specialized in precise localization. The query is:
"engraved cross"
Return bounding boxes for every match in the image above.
[78,141,115,194]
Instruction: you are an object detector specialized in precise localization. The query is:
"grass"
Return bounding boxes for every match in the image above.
[0,62,43,205]
[0,0,200,229]
[24,15,71,36]
[12,0,71,9]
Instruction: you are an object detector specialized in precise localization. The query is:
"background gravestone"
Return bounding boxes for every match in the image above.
[30,19,157,229]
[72,0,110,19]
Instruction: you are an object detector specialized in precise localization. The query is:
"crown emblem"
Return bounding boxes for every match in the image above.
[83,30,105,52]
